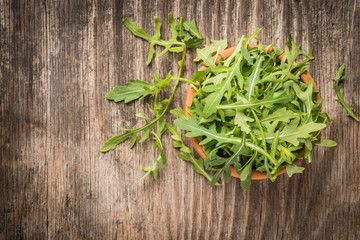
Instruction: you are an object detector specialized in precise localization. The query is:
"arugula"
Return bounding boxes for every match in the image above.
[202,28,262,118]
[102,13,336,190]
[175,33,335,189]
[333,64,359,121]
[102,14,210,183]
[105,79,154,103]
[194,40,228,66]
[316,139,337,147]
[122,13,202,65]
[166,120,220,186]
[209,134,247,186]
[176,17,204,49]
[217,91,294,111]
[105,71,172,103]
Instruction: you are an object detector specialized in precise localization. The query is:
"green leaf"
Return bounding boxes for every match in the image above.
[170,108,189,120]
[175,117,240,146]
[183,20,203,39]
[286,164,305,178]
[136,113,148,121]
[316,139,337,147]
[245,56,263,100]
[268,118,326,146]
[217,91,294,111]
[192,68,211,83]
[210,134,247,186]
[165,123,221,186]
[136,164,158,183]
[261,70,299,82]
[201,40,245,117]
[291,79,315,122]
[194,40,228,63]
[333,64,359,121]
[122,14,185,65]
[106,80,154,103]
[240,161,252,181]
[278,144,301,164]
[240,171,252,191]
[139,129,150,143]
[201,29,262,117]
[129,134,137,148]
[176,18,203,49]
[175,117,279,165]
[234,111,254,134]
[196,48,217,67]
[241,47,253,65]
[260,107,296,123]
[101,131,134,152]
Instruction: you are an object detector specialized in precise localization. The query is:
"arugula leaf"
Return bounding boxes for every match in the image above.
[245,55,263,100]
[316,139,337,147]
[176,18,204,49]
[285,34,313,72]
[174,117,279,166]
[122,14,186,65]
[166,123,221,186]
[105,71,173,103]
[260,107,296,123]
[240,171,252,191]
[210,134,247,186]
[234,111,254,134]
[267,118,326,146]
[102,72,174,152]
[286,163,305,178]
[291,80,315,122]
[261,70,299,82]
[333,64,359,121]
[278,144,302,164]
[202,28,262,117]
[106,80,154,103]
[194,40,228,65]
[217,91,294,111]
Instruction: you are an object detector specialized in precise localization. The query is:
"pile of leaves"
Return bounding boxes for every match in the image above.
[175,32,336,189]
[101,13,341,190]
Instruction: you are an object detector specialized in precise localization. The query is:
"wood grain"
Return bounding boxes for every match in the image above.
[1,0,359,239]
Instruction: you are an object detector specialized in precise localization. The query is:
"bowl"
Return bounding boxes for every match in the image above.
[183,44,318,180]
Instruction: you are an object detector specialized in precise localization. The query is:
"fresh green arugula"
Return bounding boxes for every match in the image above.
[102,14,218,184]
[333,64,359,121]
[176,31,335,190]
[102,13,336,190]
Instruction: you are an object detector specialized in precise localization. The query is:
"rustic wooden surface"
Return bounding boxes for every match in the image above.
[1,0,360,239]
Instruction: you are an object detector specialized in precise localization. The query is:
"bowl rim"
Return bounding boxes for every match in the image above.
[183,44,319,180]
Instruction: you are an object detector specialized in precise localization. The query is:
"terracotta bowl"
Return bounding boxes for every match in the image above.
[183,44,319,180]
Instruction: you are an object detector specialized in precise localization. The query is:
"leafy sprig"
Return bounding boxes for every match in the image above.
[333,64,359,121]
[122,13,202,65]
[102,14,218,183]
[166,111,221,186]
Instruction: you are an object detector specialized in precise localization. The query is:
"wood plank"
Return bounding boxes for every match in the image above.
[0,0,359,239]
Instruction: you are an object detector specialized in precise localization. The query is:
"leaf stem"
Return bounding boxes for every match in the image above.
[171,77,199,85]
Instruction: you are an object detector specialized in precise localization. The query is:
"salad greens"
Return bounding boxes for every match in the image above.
[101,13,335,190]
[333,64,359,121]
[101,13,219,185]
[175,31,335,189]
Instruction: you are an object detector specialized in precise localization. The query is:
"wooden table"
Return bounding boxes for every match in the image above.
[1,0,359,239]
